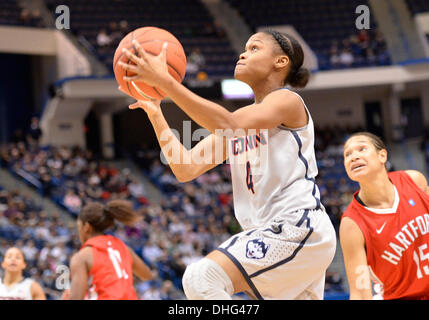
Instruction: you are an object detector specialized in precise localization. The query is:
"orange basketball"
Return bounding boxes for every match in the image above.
[113,27,187,101]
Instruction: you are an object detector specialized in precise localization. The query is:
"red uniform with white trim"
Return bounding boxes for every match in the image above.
[342,171,429,299]
[82,235,137,300]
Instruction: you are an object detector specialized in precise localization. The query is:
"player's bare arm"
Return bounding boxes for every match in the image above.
[128,246,153,281]
[121,41,306,134]
[68,247,92,300]
[230,90,308,131]
[30,281,46,300]
[405,170,429,195]
[339,217,373,300]
[129,100,228,182]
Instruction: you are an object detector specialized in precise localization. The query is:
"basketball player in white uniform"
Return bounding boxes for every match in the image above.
[0,247,45,300]
[119,30,337,299]
[216,94,336,299]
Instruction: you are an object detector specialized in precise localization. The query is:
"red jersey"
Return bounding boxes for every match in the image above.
[82,235,137,300]
[342,171,429,300]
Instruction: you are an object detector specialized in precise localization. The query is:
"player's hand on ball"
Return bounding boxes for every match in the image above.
[119,41,170,88]
[128,99,162,117]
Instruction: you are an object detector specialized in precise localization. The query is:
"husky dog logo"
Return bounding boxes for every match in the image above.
[246,238,270,259]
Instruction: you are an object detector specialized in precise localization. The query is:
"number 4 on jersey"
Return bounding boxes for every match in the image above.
[246,161,255,194]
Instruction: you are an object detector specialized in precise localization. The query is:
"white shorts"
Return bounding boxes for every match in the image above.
[217,209,337,300]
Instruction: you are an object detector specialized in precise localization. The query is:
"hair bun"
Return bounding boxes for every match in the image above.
[288,67,310,88]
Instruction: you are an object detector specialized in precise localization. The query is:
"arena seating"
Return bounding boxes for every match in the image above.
[406,0,429,15]
[0,0,393,74]
[44,0,237,78]
[0,0,44,27]
[1,126,354,299]
[226,0,392,70]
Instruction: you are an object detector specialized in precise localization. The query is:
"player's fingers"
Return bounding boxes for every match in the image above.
[160,42,168,62]
[129,100,152,111]
[118,61,138,73]
[153,99,162,107]
[123,75,139,82]
[129,100,147,109]
[122,47,141,65]
[132,39,150,62]
[128,102,140,109]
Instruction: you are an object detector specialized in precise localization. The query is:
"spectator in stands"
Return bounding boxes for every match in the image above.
[30,9,44,28]
[0,145,10,168]
[19,9,31,26]
[339,48,354,68]
[142,239,163,264]
[63,159,81,178]
[357,29,370,45]
[119,20,130,37]
[371,29,389,63]
[21,240,38,266]
[149,158,164,180]
[186,48,206,78]
[128,178,146,200]
[349,35,363,57]
[64,190,82,213]
[159,279,184,300]
[189,48,206,70]
[108,21,123,44]
[40,171,52,196]
[28,117,42,143]
[365,48,376,66]
[141,283,161,300]
[96,29,112,47]
[329,44,341,68]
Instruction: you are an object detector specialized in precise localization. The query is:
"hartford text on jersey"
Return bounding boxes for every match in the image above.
[381,213,429,265]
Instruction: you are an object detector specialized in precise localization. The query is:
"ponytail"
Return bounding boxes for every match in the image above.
[286,67,310,88]
[79,200,140,233]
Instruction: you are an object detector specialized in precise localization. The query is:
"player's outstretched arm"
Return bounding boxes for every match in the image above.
[68,247,91,300]
[128,246,153,281]
[339,217,373,300]
[120,41,307,134]
[128,99,227,182]
[30,281,46,300]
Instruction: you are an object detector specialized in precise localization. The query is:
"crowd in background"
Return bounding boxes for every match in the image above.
[18,8,44,28]
[329,29,391,69]
[3,115,426,300]
[4,117,425,300]
[0,120,371,299]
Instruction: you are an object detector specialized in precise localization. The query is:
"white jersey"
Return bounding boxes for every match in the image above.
[228,90,322,230]
[0,277,34,300]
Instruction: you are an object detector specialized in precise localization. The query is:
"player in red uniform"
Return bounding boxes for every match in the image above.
[340,132,429,300]
[66,200,153,300]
